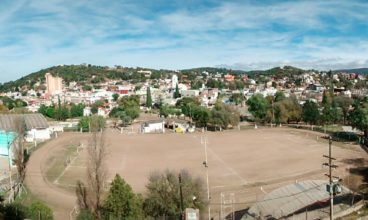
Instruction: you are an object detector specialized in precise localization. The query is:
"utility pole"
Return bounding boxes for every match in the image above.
[323,136,338,220]
[202,136,211,220]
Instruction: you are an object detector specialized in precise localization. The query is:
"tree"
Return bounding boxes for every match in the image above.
[159,104,181,118]
[38,104,48,116]
[102,174,143,219]
[349,99,368,138]
[76,180,90,211]
[91,100,105,115]
[176,97,200,117]
[29,201,53,220]
[118,95,141,120]
[321,92,335,125]
[143,170,206,219]
[0,202,29,220]
[54,97,69,121]
[12,117,27,183]
[174,83,180,99]
[78,117,90,132]
[209,102,240,129]
[274,91,286,102]
[229,93,244,106]
[87,117,107,219]
[273,101,288,125]
[335,96,353,125]
[46,106,55,118]
[117,111,132,127]
[191,106,210,127]
[70,104,85,118]
[246,94,269,123]
[282,95,302,123]
[146,86,152,108]
[112,93,119,102]
[76,210,96,220]
[302,100,320,125]
[78,116,105,132]
[76,116,108,219]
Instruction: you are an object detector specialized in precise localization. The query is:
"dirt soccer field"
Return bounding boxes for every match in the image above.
[25,127,368,220]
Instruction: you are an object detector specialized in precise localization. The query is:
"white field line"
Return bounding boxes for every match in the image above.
[53,149,81,184]
[206,147,248,184]
[193,136,247,185]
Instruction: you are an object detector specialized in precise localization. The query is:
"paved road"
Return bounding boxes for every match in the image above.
[25,133,78,220]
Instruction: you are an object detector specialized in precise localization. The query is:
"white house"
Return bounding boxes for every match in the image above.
[141,120,165,134]
[172,74,178,89]
[181,90,200,98]
[83,107,92,117]
[97,107,110,118]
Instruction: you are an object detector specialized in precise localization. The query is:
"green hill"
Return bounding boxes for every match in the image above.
[0,65,170,92]
[0,64,307,92]
[248,66,305,77]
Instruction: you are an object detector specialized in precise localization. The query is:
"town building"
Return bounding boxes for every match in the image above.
[45,72,63,97]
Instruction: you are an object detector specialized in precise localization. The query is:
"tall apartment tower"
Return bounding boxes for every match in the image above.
[45,72,63,96]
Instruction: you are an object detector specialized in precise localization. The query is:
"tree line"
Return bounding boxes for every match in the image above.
[159,97,240,129]
[245,91,366,131]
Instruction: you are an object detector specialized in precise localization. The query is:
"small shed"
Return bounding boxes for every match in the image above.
[141,119,165,134]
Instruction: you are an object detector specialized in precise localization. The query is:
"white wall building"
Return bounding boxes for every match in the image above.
[141,120,165,134]
[83,107,92,117]
[172,74,178,89]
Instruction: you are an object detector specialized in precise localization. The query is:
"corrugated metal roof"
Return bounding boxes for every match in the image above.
[0,114,49,132]
[242,180,350,219]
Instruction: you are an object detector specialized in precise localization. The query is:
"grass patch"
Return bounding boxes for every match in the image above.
[44,144,78,183]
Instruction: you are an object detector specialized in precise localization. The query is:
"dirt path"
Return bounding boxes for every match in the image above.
[25,133,81,220]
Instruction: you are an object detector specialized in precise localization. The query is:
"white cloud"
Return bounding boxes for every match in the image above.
[1,0,368,82]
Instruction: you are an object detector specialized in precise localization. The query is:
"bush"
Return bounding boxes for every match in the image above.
[76,210,96,220]
[1,202,29,220]
[29,201,53,220]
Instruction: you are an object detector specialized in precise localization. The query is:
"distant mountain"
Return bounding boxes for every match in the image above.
[333,68,368,74]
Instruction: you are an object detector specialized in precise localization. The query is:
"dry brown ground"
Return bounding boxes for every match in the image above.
[25,127,368,220]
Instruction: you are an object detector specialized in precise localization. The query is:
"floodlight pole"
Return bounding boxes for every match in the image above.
[329,137,333,220]
[202,136,211,220]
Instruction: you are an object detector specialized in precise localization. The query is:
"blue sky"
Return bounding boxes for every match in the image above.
[1,0,368,82]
